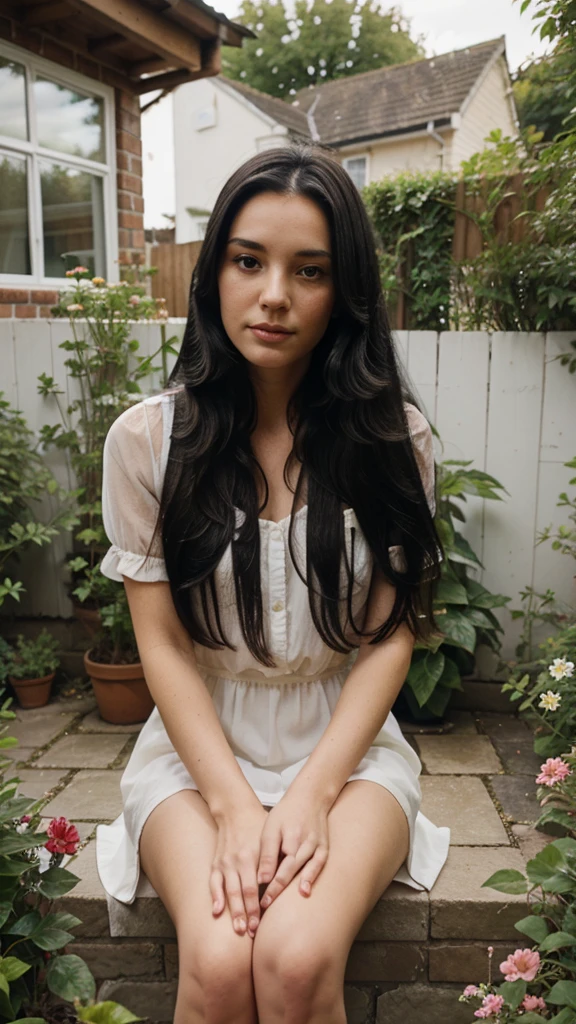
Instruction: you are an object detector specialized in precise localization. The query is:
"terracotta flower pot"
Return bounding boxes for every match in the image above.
[8,671,55,709]
[73,602,102,639]
[83,650,155,725]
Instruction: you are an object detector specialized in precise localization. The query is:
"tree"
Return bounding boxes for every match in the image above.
[514,53,574,140]
[516,0,576,134]
[222,0,423,99]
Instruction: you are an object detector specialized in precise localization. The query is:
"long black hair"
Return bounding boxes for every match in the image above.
[147,142,442,666]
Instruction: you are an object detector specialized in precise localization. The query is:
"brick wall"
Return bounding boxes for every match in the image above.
[0,17,145,317]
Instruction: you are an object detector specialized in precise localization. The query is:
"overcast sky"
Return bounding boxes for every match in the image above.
[214,0,550,72]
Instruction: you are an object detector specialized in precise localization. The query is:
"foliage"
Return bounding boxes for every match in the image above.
[514,52,575,141]
[537,458,576,561]
[0,394,79,610]
[363,171,457,331]
[221,0,423,98]
[41,263,179,665]
[517,0,576,133]
[401,453,510,720]
[0,685,146,1023]
[2,631,60,682]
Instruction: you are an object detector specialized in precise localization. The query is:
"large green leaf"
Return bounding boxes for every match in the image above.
[422,684,454,718]
[547,981,576,1009]
[77,1002,145,1023]
[46,954,96,1002]
[465,578,511,608]
[440,608,477,653]
[481,868,528,894]
[435,579,468,605]
[405,650,445,707]
[36,866,80,899]
[449,532,482,567]
[439,654,464,691]
[527,844,566,884]
[0,958,31,982]
[539,931,576,952]
[496,979,527,1010]
[514,914,549,943]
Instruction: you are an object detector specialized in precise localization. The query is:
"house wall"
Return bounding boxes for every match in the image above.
[173,79,289,243]
[0,16,145,317]
[450,56,517,168]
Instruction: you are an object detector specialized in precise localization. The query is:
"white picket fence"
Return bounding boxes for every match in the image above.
[1,320,575,658]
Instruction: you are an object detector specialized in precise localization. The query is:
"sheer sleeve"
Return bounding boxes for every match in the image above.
[100,399,169,583]
[405,403,436,517]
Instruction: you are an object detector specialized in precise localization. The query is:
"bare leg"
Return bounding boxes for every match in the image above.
[139,789,257,1024]
[252,780,411,1024]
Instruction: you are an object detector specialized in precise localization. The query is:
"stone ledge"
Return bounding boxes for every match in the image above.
[430,846,528,939]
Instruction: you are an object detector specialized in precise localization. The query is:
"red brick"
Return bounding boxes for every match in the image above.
[15,304,38,318]
[117,192,133,212]
[117,171,142,196]
[31,289,59,305]
[132,195,145,214]
[118,229,131,249]
[116,131,142,157]
[39,305,55,318]
[118,90,140,116]
[117,108,140,136]
[131,229,145,250]
[116,151,130,172]
[130,156,142,178]
[0,304,13,318]
[118,211,143,230]
[0,288,29,304]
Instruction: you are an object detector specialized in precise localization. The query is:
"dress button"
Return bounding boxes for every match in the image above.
[272,600,284,612]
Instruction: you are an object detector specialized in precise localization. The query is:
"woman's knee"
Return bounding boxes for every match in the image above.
[253,925,342,1017]
[178,928,255,1022]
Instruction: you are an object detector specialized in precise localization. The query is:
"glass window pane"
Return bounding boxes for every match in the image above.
[346,158,366,190]
[0,57,28,141]
[40,161,105,278]
[0,152,30,275]
[34,77,104,162]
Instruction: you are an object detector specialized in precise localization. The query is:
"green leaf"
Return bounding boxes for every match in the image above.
[46,954,96,1002]
[36,866,80,899]
[406,650,445,707]
[481,868,528,894]
[466,578,510,608]
[438,654,463,690]
[526,844,565,884]
[549,1010,576,1024]
[77,1002,146,1023]
[5,1019,48,1023]
[496,979,527,1010]
[539,931,576,952]
[547,980,576,1009]
[440,608,477,653]
[435,579,468,605]
[0,958,30,982]
[450,532,482,567]
[514,914,549,943]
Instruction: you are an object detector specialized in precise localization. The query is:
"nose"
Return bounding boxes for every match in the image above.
[259,267,291,311]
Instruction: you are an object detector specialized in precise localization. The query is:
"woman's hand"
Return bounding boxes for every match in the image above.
[257,792,329,908]
[210,801,270,939]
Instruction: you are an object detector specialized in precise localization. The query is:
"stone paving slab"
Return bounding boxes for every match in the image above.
[430,846,529,939]
[489,774,541,824]
[445,710,480,735]
[41,770,124,820]
[78,709,144,734]
[5,709,77,748]
[16,768,68,800]
[416,735,503,774]
[477,712,532,742]
[512,824,554,860]
[35,733,130,769]
[420,776,509,845]
[488,738,544,776]
[1,747,38,764]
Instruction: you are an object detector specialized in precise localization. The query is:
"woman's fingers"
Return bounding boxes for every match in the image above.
[209,867,225,916]
[260,839,316,908]
[224,869,249,935]
[298,844,329,896]
[257,825,281,885]
[239,868,261,938]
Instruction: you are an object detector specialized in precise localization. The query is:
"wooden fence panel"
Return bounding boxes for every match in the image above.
[150,241,202,317]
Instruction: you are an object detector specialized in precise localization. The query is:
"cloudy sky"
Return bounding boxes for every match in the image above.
[215,0,550,72]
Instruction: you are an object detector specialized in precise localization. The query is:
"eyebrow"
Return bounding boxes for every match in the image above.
[228,237,332,259]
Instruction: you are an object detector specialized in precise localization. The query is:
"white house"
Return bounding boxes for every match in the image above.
[169,37,518,242]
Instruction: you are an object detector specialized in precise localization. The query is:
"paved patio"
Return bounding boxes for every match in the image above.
[8,684,553,1024]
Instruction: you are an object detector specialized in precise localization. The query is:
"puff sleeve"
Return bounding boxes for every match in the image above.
[100,400,169,583]
[405,402,436,517]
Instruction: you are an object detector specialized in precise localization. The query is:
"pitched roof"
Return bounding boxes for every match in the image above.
[294,37,506,145]
[216,77,311,137]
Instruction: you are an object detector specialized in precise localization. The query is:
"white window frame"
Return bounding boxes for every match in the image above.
[342,153,370,190]
[0,39,118,286]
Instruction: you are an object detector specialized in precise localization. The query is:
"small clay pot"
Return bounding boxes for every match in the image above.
[84,650,154,724]
[9,671,55,709]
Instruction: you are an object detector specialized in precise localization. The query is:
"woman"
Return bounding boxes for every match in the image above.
[96,142,450,1024]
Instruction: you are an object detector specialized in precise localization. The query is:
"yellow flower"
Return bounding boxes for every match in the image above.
[538,690,562,711]
[92,277,105,286]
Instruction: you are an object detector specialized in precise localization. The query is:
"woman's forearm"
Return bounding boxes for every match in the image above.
[139,642,258,818]
[287,622,415,809]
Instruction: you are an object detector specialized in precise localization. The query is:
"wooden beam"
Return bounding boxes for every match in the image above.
[128,56,169,78]
[88,33,127,57]
[66,0,201,70]
[25,1,75,26]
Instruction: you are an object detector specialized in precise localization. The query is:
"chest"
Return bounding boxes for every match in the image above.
[251,430,305,524]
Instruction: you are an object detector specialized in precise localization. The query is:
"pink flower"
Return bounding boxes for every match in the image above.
[20,814,31,823]
[45,816,80,855]
[536,757,572,787]
[463,985,482,997]
[499,948,540,982]
[522,995,546,1012]
[128,294,141,306]
[474,993,505,1018]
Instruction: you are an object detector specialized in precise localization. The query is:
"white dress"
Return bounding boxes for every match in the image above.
[95,389,450,904]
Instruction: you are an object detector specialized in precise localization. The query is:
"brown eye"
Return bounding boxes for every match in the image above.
[233,255,259,270]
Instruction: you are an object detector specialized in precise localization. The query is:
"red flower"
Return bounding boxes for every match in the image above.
[45,816,80,855]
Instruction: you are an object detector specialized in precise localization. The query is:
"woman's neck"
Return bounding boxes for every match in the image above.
[249,359,308,434]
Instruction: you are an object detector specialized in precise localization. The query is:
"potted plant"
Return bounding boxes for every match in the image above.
[3,629,61,709]
[82,585,154,725]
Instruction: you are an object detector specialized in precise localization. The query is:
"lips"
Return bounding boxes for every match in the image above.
[249,323,295,343]
[250,323,293,334]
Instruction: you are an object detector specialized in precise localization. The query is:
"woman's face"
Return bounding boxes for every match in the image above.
[217,191,335,372]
